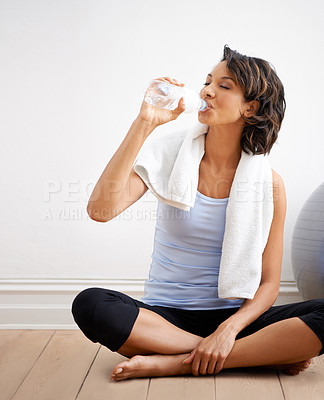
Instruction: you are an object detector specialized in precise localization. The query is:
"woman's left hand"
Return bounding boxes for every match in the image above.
[183,323,237,376]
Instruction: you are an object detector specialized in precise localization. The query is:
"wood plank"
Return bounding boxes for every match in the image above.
[148,375,215,400]
[279,355,324,400]
[0,330,54,400]
[2,329,323,400]
[11,330,99,400]
[77,346,149,400]
[215,367,284,399]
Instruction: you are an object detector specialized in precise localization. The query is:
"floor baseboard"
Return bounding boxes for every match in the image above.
[0,279,303,329]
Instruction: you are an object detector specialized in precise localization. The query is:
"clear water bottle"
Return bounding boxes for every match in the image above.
[144,79,208,113]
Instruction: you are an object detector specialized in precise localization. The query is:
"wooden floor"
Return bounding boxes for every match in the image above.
[1,330,324,400]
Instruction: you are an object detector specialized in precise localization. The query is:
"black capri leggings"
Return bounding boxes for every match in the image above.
[71,287,324,357]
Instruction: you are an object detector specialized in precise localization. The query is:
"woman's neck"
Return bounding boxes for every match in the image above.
[203,125,242,172]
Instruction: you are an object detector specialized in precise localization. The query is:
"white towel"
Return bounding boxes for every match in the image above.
[134,122,274,300]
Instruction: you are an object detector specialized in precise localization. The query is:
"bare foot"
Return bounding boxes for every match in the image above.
[110,354,313,381]
[110,353,191,381]
[262,358,312,376]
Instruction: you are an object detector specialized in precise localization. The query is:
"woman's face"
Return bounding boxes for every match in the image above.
[198,61,247,126]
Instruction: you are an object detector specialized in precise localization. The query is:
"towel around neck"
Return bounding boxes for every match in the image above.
[134,122,274,300]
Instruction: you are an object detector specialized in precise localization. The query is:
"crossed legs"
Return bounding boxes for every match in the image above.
[111,307,322,381]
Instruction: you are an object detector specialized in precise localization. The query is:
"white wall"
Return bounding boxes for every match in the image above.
[1,0,323,291]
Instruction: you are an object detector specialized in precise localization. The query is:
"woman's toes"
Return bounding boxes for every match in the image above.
[111,363,127,379]
[300,358,312,368]
[110,355,145,381]
[111,366,123,376]
[296,360,311,370]
[289,370,299,376]
[286,366,301,375]
[111,370,126,381]
[113,374,125,381]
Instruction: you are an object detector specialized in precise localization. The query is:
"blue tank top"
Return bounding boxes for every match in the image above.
[141,190,245,310]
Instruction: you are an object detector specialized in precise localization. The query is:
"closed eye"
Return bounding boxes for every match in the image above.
[203,83,230,89]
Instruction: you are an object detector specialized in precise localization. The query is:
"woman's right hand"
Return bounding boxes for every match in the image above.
[137,77,186,128]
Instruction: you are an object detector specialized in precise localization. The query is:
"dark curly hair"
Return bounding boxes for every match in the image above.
[221,45,286,156]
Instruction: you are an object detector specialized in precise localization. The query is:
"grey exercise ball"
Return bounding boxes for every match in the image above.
[291,182,324,300]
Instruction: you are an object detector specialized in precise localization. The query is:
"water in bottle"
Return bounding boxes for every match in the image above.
[144,79,209,113]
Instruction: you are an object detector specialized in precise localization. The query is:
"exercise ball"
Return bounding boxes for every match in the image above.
[291,182,324,300]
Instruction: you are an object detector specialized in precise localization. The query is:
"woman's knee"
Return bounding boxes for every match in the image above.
[71,287,105,328]
[71,287,140,352]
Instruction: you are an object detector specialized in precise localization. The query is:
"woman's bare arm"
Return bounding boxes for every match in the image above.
[87,77,186,223]
[87,117,154,222]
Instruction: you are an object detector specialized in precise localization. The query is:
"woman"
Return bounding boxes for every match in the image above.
[72,45,324,381]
